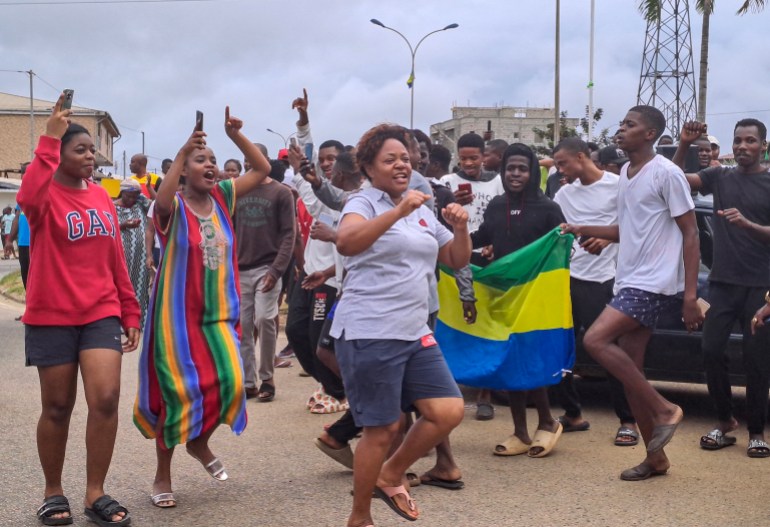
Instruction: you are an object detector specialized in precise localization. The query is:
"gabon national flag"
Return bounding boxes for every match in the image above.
[436,228,575,391]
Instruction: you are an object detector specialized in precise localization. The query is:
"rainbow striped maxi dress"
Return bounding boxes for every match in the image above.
[134,179,247,449]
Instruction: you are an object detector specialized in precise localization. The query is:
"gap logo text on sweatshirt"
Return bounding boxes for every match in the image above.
[66,209,116,241]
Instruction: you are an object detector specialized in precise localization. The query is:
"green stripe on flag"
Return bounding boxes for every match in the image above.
[441,227,574,291]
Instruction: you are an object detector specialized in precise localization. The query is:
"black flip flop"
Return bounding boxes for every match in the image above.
[420,475,465,490]
[37,495,73,526]
[557,415,590,433]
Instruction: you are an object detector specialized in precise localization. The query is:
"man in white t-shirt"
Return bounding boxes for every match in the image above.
[439,132,504,234]
[552,138,638,446]
[563,106,703,481]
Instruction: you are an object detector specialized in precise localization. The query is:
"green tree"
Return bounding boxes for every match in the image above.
[639,0,766,122]
[579,106,612,146]
[532,111,579,151]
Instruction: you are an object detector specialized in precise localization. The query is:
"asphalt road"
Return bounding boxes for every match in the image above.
[0,288,768,527]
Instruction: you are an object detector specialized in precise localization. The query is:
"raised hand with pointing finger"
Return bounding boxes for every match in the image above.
[291,88,309,127]
[45,92,73,139]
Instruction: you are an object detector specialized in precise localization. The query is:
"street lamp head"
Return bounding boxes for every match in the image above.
[370,18,385,27]
[443,23,459,30]
[266,128,275,133]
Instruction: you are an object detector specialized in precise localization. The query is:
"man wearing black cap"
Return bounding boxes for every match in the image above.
[598,146,628,175]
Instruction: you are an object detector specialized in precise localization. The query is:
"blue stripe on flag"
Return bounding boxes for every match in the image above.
[435,319,575,391]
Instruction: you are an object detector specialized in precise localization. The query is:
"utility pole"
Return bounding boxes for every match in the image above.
[141,131,145,155]
[588,0,595,141]
[553,0,561,145]
[28,70,34,160]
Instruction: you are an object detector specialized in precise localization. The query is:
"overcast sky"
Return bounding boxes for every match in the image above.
[1,0,768,175]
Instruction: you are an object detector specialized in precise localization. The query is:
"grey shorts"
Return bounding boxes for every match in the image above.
[334,333,462,427]
[609,287,683,328]
[25,316,123,367]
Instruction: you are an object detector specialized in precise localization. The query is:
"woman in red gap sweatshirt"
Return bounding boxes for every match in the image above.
[18,93,140,527]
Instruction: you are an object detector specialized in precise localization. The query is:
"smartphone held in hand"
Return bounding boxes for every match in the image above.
[458,183,472,193]
[317,212,335,227]
[195,110,204,132]
[304,142,314,161]
[62,89,74,110]
[696,297,710,318]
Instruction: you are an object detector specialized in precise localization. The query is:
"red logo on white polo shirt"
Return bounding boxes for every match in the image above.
[421,333,437,348]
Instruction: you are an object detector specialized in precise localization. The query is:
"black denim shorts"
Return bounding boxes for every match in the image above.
[25,316,123,367]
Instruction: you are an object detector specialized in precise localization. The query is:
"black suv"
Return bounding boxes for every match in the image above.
[572,197,747,386]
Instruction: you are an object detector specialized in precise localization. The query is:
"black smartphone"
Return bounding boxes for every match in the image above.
[578,235,590,245]
[62,89,74,110]
[195,110,204,132]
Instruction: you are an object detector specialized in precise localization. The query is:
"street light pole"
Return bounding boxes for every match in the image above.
[266,128,297,148]
[141,131,145,155]
[370,19,459,129]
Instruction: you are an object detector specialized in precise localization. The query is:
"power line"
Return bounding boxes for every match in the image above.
[31,72,60,93]
[0,0,231,5]
[707,109,770,116]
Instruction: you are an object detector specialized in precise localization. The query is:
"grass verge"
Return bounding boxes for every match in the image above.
[0,271,25,304]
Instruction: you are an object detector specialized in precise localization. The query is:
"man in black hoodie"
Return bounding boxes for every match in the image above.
[471,143,566,457]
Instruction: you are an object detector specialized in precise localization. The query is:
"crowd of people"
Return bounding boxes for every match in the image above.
[13,89,770,527]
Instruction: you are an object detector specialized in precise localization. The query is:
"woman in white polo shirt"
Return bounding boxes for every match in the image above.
[332,124,471,527]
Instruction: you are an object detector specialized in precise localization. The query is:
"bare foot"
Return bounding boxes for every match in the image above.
[152,481,175,507]
[84,495,127,523]
[537,417,560,433]
[644,450,671,472]
[719,417,739,434]
[186,440,216,466]
[559,414,588,428]
[41,494,71,522]
[375,475,419,521]
[647,406,684,452]
[420,466,462,485]
[659,404,684,427]
[317,431,346,450]
[347,516,375,527]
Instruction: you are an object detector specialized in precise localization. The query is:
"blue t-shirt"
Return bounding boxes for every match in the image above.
[16,206,29,247]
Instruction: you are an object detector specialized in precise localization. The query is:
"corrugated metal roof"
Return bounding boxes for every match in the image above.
[0,91,93,112]
[0,91,120,139]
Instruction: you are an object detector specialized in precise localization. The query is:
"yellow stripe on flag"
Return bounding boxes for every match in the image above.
[438,268,572,341]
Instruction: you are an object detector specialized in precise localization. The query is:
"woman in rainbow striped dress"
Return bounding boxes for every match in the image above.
[133,108,270,508]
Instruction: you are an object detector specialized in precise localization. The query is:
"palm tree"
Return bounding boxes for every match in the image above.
[639,0,766,122]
